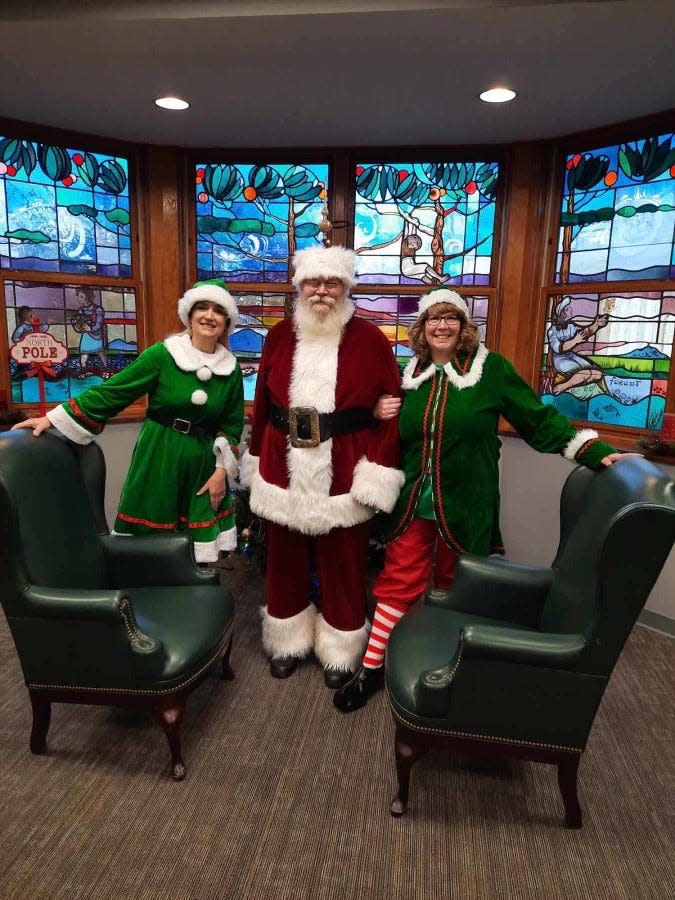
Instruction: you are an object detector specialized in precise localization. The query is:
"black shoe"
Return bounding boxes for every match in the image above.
[333,665,384,713]
[270,656,300,679]
[324,667,353,690]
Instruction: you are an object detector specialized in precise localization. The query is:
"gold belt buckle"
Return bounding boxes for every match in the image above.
[288,406,321,448]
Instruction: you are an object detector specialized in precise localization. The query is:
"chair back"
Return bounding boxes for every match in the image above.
[0,431,108,607]
[541,456,675,675]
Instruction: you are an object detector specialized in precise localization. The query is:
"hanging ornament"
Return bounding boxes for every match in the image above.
[317,200,333,248]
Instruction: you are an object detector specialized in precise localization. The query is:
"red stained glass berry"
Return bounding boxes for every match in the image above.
[355,166,364,176]
[6,165,16,176]
[465,181,477,195]
[73,153,85,166]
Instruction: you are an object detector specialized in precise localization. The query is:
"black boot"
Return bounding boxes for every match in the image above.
[333,665,384,713]
[324,667,353,690]
[270,656,300,679]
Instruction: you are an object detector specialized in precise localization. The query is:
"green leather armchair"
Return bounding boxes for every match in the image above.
[0,430,235,780]
[386,456,675,826]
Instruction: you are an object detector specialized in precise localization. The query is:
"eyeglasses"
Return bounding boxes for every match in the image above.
[304,279,343,291]
[426,314,460,326]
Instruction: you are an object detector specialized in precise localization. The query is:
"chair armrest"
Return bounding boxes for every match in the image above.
[414,625,586,717]
[462,624,586,667]
[100,534,219,587]
[425,555,553,627]
[23,585,162,656]
[23,585,127,621]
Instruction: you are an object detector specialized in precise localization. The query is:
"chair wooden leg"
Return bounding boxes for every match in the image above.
[154,697,187,781]
[390,722,430,817]
[221,638,235,680]
[557,753,582,829]
[29,691,51,754]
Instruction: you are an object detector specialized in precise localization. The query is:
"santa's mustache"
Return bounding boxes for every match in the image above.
[306,294,337,309]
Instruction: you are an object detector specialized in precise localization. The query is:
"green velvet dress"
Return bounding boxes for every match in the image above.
[47,334,244,563]
[386,345,615,556]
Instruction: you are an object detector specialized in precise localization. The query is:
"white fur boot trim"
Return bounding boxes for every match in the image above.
[314,613,369,672]
[261,604,317,660]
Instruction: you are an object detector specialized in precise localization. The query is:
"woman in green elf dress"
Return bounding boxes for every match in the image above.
[334,287,630,713]
[14,280,244,564]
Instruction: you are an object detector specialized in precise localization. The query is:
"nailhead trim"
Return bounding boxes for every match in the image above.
[28,622,233,696]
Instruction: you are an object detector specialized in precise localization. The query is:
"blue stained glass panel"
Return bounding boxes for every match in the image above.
[6,280,138,405]
[539,291,673,431]
[556,132,675,283]
[195,163,329,283]
[230,291,287,400]
[354,160,499,287]
[0,136,132,277]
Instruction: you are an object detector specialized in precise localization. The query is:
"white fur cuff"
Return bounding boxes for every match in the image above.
[350,456,405,513]
[314,614,369,672]
[261,605,316,659]
[239,448,259,489]
[564,428,599,461]
[213,437,239,481]
[47,404,95,445]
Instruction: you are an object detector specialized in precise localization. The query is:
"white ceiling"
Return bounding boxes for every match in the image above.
[0,0,673,148]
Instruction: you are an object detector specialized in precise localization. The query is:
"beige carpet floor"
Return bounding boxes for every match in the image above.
[1,572,673,900]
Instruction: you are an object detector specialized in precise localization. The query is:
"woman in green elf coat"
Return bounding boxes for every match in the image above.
[334,288,629,713]
[13,280,244,564]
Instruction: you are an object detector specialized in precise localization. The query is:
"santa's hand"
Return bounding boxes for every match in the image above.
[197,468,228,511]
[374,394,402,421]
[11,416,51,437]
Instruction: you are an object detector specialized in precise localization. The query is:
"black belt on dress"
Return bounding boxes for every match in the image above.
[269,402,374,448]
[146,409,216,440]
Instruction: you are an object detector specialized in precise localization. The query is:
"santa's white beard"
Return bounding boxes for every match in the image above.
[294,294,354,339]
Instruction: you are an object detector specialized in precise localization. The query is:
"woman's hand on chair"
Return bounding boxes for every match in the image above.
[11,416,51,437]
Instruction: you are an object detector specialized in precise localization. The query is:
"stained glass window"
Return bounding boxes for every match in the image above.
[353,293,489,364]
[354,160,499,287]
[229,291,287,400]
[556,133,675,283]
[0,137,131,277]
[195,163,329,282]
[539,291,673,430]
[6,280,137,404]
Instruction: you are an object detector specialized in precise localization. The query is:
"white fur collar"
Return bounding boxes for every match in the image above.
[164,333,236,375]
[402,344,489,391]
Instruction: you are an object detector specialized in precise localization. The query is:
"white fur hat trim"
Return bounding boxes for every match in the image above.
[197,366,213,381]
[191,389,208,406]
[417,289,470,320]
[177,283,238,334]
[291,245,356,290]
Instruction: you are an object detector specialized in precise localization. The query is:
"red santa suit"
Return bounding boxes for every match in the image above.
[242,300,403,673]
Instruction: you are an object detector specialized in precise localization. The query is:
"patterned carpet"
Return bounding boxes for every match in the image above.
[1,571,673,900]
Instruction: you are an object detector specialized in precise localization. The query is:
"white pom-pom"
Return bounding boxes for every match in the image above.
[197,366,212,381]
[191,389,208,406]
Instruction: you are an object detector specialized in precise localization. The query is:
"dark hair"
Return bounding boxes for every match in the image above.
[17,305,32,322]
[408,301,480,368]
[75,286,96,303]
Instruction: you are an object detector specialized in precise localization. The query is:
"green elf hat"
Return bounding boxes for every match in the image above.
[177,278,238,335]
[417,287,470,321]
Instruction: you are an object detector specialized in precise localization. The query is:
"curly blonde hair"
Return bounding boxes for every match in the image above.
[408,301,480,368]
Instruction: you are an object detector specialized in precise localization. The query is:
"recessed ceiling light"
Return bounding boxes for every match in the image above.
[154,96,190,111]
[479,88,517,104]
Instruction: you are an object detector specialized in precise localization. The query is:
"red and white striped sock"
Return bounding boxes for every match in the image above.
[363,603,405,669]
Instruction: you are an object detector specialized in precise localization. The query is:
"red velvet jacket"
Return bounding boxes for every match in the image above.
[242,312,404,535]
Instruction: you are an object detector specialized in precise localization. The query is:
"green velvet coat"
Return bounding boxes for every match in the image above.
[386,345,615,556]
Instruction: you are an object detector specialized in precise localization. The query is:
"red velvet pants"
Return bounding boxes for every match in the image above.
[372,517,458,613]
[264,520,371,631]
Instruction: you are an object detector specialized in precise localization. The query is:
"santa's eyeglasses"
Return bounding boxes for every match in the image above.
[304,279,343,291]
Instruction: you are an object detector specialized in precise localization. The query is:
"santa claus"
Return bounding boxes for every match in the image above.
[241,245,404,687]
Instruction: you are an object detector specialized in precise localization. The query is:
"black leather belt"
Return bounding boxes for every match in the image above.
[146,409,216,440]
[270,403,374,448]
